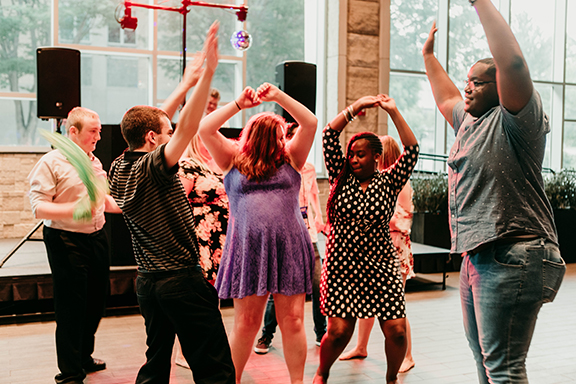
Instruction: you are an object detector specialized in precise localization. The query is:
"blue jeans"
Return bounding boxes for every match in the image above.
[135,266,234,384]
[262,242,326,341]
[460,237,565,384]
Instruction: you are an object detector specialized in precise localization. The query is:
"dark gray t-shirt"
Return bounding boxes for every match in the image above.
[448,90,558,254]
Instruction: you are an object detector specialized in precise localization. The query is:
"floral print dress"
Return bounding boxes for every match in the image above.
[178,157,229,283]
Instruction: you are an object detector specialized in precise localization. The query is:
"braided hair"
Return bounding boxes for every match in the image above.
[326,131,383,223]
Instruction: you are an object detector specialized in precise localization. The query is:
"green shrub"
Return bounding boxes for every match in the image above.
[411,173,449,213]
[544,169,576,209]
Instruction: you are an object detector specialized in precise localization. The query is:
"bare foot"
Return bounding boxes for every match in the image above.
[313,372,327,384]
[339,348,368,360]
[398,358,415,373]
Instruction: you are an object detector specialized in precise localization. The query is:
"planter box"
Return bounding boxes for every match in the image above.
[410,212,462,272]
[554,209,576,264]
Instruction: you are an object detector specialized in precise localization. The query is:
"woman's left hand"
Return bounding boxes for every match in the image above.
[378,94,398,112]
[256,82,282,102]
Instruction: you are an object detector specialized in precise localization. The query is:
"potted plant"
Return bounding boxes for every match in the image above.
[544,169,576,263]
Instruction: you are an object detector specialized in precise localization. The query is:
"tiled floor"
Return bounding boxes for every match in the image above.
[1,260,575,384]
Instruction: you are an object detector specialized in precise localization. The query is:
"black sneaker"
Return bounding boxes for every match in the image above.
[254,335,273,354]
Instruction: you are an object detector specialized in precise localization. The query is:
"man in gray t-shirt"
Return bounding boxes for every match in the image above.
[422,1,565,383]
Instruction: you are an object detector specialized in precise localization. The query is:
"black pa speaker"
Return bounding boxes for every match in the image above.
[37,47,81,119]
[275,61,317,123]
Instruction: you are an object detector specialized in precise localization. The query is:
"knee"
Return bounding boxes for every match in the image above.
[385,323,407,346]
[327,326,354,347]
[277,312,304,334]
[235,313,263,334]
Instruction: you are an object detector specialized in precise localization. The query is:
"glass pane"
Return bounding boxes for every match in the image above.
[534,83,553,169]
[0,0,51,93]
[563,122,576,169]
[157,58,242,127]
[565,86,576,120]
[81,53,150,125]
[0,99,52,146]
[511,0,555,82]
[389,73,437,171]
[157,0,239,56]
[58,0,149,49]
[390,0,437,72]
[245,0,305,122]
[567,1,576,83]
[448,0,493,86]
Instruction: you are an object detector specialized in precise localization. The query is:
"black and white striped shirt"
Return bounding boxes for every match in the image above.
[109,144,200,271]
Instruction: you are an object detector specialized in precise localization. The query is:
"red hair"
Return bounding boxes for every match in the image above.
[233,112,287,181]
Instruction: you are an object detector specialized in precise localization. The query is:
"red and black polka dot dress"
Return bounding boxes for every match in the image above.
[320,126,419,319]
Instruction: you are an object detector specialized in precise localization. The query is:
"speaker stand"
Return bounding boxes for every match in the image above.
[0,221,44,268]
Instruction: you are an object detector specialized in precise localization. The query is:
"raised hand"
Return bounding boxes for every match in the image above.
[236,87,261,109]
[378,94,398,112]
[354,95,381,112]
[423,21,437,56]
[204,21,219,74]
[182,51,205,88]
[256,82,282,103]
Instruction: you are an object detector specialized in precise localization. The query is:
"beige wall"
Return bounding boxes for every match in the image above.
[0,153,44,238]
[0,0,391,239]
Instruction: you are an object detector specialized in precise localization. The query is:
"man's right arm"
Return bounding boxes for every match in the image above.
[422,21,462,128]
[28,158,76,220]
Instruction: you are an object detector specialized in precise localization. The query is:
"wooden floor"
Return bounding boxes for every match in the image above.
[1,262,575,384]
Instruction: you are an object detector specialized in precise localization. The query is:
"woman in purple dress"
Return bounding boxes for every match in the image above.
[199,83,317,384]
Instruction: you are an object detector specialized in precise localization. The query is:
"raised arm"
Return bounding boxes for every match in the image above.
[164,22,218,169]
[422,21,462,127]
[199,86,261,174]
[327,95,380,133]
[378,95,418,148]
[160,51,205,121]
[472,0,532,113]
[257,82,318,172]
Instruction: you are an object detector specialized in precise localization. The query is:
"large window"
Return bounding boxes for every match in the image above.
[0,0,323,151]
[390,0,574,172]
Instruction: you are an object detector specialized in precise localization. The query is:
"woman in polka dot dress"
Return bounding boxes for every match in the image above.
[313,94,419,384]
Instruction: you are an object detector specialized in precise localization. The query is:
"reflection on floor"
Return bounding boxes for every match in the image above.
[1,261,575,384]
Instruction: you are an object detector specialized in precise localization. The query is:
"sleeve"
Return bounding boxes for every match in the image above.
[383,145,420,195]
[144,144,180,186]
[452,101,466,136]
[27,155,56,217]
[322,125,346,184]
[501,89,550,139]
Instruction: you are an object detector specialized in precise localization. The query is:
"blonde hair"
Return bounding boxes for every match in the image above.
[379,135,402,170]
[233,112,287,182]
[65,107,99,134]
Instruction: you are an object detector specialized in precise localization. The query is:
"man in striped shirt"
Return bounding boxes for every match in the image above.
[108,24,234,384]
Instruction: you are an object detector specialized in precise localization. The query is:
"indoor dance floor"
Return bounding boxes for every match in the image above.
[1,243,575,383]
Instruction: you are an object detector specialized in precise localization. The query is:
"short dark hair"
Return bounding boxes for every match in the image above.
[121,106,169,151]
[475,58,496,80]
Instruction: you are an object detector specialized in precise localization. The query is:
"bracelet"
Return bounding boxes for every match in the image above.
[234,100,241,110]
[347,105,356,120]
[342,110,350,123]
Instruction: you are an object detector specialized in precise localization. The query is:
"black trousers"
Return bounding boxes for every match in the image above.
[135,266,235,384]
[43,226,110,381]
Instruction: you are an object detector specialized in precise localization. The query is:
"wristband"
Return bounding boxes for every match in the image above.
[469,0,477,4]
[234,100,241,110]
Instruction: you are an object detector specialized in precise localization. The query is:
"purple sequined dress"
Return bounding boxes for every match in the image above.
[215,163,315,299]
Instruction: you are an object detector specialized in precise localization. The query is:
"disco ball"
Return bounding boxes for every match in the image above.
[230,30,252,51]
